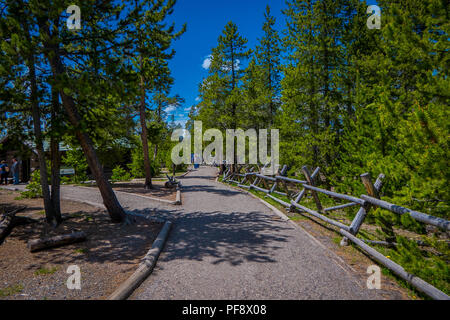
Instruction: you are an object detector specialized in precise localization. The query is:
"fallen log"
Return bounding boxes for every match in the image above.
[28,231,87,252]
[0,207,26,242]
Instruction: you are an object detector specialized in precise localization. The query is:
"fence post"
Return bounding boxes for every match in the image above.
[289,167,320,212]
[340,173,385,246]
[269,165,287,194]
[278,166,292,196]
[302,166,323,213]
[240,167,253,185]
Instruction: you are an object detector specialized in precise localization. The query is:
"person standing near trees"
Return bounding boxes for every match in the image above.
[0,160,9,185]
[11,158,19,185]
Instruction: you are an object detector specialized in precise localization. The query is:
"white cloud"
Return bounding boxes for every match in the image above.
[202,55,241,72]
[202,55,212,70]
[165,104,177,113]
[195,96,201,102]
[184,106,192,112]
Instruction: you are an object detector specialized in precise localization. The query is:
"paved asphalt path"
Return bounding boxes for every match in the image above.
[3,167,381,300]
[131,167,380,300]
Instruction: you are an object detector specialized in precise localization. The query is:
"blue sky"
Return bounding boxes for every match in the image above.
[165,0,287,127]
[165,0,378,128]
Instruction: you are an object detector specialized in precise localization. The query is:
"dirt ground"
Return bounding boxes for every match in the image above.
[87,180,177,202]
[0,189,163,300]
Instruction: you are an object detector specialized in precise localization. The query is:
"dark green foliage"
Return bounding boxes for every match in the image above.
[20,170,42,199]
[242,6,281,129]
[61,149,88,184]
[127,137,164,179]
[196,21,252,131]
[392,236,450,295]
[111,165,132,182]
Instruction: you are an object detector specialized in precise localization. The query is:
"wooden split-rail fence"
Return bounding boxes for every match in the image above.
[221,163,449,300]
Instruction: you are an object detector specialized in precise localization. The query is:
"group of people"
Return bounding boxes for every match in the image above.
[0,158,20,185]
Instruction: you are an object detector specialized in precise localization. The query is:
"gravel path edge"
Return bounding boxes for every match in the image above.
[108,220,173,300]
[73,185,181,206]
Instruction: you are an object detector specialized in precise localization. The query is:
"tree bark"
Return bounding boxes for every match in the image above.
[18,12,57,226]
[153,98,162,161]
[38,20,126,223]
[27,46,56,226]
[139,71,153,189]
[50,87,62,224]
[58,89,126,223]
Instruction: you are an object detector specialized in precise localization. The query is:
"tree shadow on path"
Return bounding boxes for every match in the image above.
[158,210,293,266]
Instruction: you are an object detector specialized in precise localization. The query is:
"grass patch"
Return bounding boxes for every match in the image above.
[34,267,58,276]
[332,236,342,245]
[74,248,88,254]
[0,284,24,297]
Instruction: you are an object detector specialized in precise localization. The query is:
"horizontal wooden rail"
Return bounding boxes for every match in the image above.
[324,202,358,212]
[340,229,449,300]
[251,184,270,194]
[275,176,307,184]
[273,190,288,197]
[303,184,365,205]
[255,174,276,182]
[361,195,450,231]
[291,200,350,231]
[220,164,449,300]
[266,194,290,207]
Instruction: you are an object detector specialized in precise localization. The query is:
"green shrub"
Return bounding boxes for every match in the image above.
[111,165,131,181]
[62,149,88,183]
[128,145,160,178]
[60,176,71,185]
[20,170,42,199]
[390,236,450,296]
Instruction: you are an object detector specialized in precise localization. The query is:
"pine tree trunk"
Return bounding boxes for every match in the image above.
[39,21,126,223]
[19,16,56,226]
[50,138,61,223]
[139,73,153,189]
[27,53,56,226]
[59,92,126,223]
[50,87,62,224]
[153,99,162,161]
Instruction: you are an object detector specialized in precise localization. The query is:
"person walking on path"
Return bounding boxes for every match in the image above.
[0,160,9,185]
[11,158,19,185]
